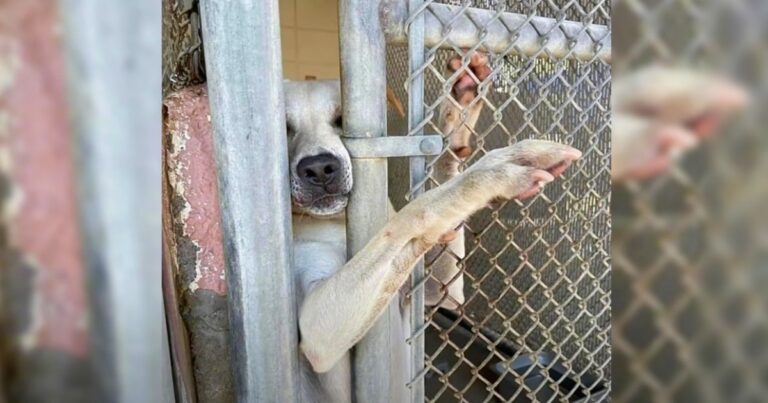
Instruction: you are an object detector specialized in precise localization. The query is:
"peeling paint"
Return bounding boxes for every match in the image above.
[0,40,21,228]
[166,120,203,294]
[164,85,234,401]
[164,85,227,296]
[0,39,21,96]
[0,111,10,139]
[17,256,41,352]
[0,173,23,229]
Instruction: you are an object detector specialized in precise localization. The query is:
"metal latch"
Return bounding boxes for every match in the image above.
[342,135,443,159]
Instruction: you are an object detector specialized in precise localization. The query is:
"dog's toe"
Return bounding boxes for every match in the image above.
[447,51,492,104]
[504,140,582,176]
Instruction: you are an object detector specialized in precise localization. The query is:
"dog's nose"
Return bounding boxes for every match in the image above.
[296,154,342,190]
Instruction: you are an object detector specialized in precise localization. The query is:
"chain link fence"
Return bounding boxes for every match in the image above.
[162,0,205,96]
[387,0,611,401]
[612,1,768,402]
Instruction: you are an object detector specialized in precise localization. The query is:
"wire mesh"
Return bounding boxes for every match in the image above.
[162,0,206,96]
[387,1,611,401]
[612,1,768,402]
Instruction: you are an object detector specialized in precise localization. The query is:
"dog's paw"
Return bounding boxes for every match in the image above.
[614,66,749,139]
[468,140,582,201]
[447,51,492,105]
[502,139,583,177]
[612,114,699,181]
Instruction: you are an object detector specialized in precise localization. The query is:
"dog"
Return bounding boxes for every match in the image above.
[285,53,582,402]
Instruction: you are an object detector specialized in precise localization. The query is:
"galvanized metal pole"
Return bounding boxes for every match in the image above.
[57,0,164,402]
[0,283,5,403]
[339,0,397,402]
[381,1,612,63]
[199,0,299,402]
[406,0,427,401]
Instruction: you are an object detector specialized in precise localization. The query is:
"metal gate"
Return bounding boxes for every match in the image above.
[384,1,611,401]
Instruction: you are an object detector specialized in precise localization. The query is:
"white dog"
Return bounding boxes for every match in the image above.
[285,53,582,402]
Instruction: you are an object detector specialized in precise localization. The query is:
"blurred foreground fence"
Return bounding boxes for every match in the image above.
[1,0,165,402]
[613,1,768,402]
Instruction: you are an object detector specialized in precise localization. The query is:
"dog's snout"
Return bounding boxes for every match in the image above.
[297,153,342,190]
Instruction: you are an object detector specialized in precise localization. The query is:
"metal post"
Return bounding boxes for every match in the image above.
[382,1,611,63]
[0,283,5,403]
[58,0,164,402]
[406,0,427,402]
[339,0,396,402]
[199,0,299,401]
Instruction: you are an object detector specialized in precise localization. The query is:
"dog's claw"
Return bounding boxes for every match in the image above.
[560,147,583,161]
[531,169,555,184]
[513,169,553,200]
[438,229,459,243]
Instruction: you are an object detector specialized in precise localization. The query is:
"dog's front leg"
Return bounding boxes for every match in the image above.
[426,51,491,308]
[298,140,581,373]
[433,51,492,182]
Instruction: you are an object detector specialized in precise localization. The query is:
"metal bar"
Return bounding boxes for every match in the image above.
[340,0,398,402]
[57,0,164,402]
[342,135,442,158]
[406,0,426,401]
[381,0,611,62]
[0,281,5,403]
[199,0,299,401]
[162,231,197,403]
[160,307,177,403]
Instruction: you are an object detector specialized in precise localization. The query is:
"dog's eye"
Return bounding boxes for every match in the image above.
[333,115,343,128]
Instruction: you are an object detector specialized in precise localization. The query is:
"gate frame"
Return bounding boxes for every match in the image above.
[59,0,167,401]
[199,0,300,401]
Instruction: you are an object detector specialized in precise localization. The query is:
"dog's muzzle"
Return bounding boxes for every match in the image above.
[291,153,352,217]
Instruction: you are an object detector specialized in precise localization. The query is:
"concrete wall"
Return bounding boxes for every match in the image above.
[280,0,340,80]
